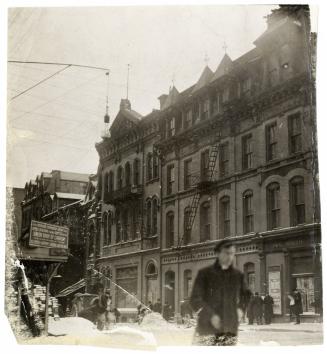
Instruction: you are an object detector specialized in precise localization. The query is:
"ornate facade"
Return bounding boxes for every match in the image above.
[93,6,321,320]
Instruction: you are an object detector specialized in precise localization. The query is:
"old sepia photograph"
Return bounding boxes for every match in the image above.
[4,2,322,349]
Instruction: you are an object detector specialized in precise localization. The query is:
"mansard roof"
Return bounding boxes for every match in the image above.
[110,107,143,134]
[192,65,214,94]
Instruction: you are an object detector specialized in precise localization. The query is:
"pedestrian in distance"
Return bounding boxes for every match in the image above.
[292,288,303,324]
[247,294,255,325]
[263,293,274,324]
[153,298,162,314]
[190,239,252,346]
[252,292,263,325]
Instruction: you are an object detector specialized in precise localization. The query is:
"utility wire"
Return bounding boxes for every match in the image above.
[10,64,71,101]
[8,60,110,72]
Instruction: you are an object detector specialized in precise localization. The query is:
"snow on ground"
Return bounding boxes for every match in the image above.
[24,315,323,347]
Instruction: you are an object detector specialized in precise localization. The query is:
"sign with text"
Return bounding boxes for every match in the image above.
[268,270,282,315]
[29,220,69,249]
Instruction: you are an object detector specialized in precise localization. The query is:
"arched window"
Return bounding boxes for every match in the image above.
[219,196,230,238]
[152,198,158,235]
[133,158,140,186]
[116,209,121,243]
[244,262,255,293]
[122,209,129,241]
[104,172,109,193]
[183,207,191,245]
[153,152,159,179]
[166,211,174,248]
[147,153,153,181]
[200,201,211,242]
[290,176,305,225]
[103,213,108,246]
[183,270,192,299]
[88,224,95,257]
[243,190,254,234]
[267,182,280,230]
[146,200,152,236]
[107,212,112,245]
[125,162,131,186]
[109,171,114,193]
[117,166,123,190]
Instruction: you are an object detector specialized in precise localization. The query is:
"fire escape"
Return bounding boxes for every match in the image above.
[176,134,221,249]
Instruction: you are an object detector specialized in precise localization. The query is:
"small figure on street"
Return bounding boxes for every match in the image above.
[263,293,274,324]
[190,239,251,346]
[292,288,303,324]
[153,298,162,314]
[162,301,172,321]
[148,300,153,311]
[252,292,263,325]
[94,283,108,330]
[71,293,83,317]
[247,294,255,325]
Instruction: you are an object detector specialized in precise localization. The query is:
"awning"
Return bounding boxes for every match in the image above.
[56,278,85,298]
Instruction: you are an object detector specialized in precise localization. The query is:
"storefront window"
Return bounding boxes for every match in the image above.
[295,276,315,313]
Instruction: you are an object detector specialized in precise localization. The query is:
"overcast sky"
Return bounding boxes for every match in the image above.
[7,5,279,188]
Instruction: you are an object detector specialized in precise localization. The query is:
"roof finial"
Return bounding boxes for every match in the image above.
[222,41,228,54]
[104,71,110,124]
[172,72,175,88]
[204,51,209,66]
[126,64,130,99]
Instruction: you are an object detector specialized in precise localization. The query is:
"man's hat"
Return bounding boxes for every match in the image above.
[214,238,235,253]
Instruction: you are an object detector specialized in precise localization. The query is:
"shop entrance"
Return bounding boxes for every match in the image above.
[296,276,315,313]
[164,270,175,311]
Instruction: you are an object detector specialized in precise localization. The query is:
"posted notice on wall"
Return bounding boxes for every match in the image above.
[29,220,69,249]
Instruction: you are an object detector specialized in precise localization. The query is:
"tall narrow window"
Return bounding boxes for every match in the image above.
[133,159,140,186]
[290,177,305,226]
[242,134,253,170]
[289,113,302,154]
[185,109,192,129]
[153,152,159,179]
[184,159,192,189]
[116,209,121,243]
[267,182,280,230]
[201,149,210,181]
[117,166,123,190]
[243,190,254,234]
[125,162,131,186]
[184,270,192,299]
[167,164,175,195]
[103,213,108,246]
[166,212,174,248]
[219,143,229,177]
[104,172,109,193]
[147,153,153,181]
[146,200,152,236]
[183,207,191,245]
[266,122,277,161]
[220,196,230,238]
[200,201,211,242]
[202,98,210,120]
[109,171,114,192]
[107,212,112,245]
[167,117,175,137]
[122,209,129,241]
[152,198,158,235]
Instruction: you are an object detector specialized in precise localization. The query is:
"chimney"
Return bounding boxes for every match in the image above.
[120,98,131,110]
[158,94,168,110]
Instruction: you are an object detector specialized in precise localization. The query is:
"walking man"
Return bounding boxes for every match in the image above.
[252,292,263,325]
[263,293,274,324]
[190,239,251,346]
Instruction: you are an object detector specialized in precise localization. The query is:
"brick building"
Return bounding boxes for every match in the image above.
[92,6,321,320]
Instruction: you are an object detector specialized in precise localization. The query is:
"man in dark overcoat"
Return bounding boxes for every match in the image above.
[252,292,263,324]
[293,288,303,324]
[190,239,251,346]
[263,293,274,324]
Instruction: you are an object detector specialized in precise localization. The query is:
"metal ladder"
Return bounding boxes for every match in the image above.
[177,138,220,248]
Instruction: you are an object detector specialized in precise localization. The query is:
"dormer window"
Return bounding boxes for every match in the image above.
[184,109,192,129]
[167,117,175,138]
[241,77,251,98]
[201,98,210,120]
[222,86,229,103]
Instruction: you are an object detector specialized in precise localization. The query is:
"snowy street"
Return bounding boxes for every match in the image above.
[23,315,323,348]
